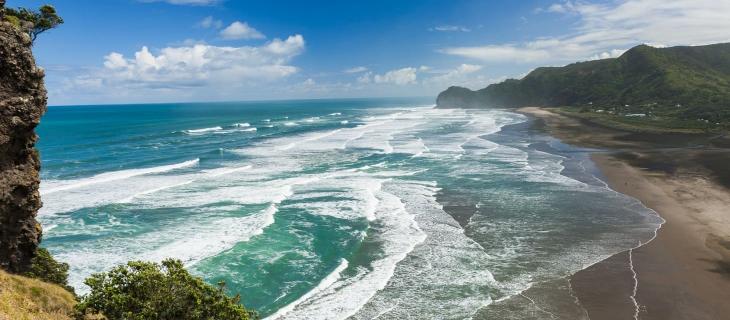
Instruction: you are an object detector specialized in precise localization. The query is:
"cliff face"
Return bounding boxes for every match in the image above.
[0,22,47,273]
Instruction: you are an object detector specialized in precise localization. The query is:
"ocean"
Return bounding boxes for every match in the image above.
[36,98,662,319]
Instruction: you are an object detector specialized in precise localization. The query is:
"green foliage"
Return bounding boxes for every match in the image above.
[3,14,20,28]
[4,4,63,43]
[74,259,257,320]
[22,247,75,295]
[438,43,730,129]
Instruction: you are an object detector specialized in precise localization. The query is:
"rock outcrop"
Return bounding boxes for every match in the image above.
[436,86,484,109]
[0,21,47,273]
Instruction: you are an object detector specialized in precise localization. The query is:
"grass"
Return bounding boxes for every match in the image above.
[553,107,725,134]
[0,268,76,320]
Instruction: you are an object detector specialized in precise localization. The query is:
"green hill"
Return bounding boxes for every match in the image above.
[437,43,730,129]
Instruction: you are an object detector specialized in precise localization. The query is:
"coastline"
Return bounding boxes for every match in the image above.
[518,107,730,319]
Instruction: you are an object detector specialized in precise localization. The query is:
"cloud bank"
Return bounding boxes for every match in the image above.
[64,35,305,102]
[355,67,419,85]
[443,0,730,63]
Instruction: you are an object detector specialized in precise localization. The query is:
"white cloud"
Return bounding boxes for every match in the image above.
[220,21,265,40]
[589,48,628,60]
[357,72,372,84]
[353,65,484,89]
[69,77,103,89]
[423,64,485,88]
[324,64,492,97]
[446,64,482,75]
[344,66,368,73]
[441,45,550,62]
[373,67,418,85]
[285,79,355,96]
[545,2,576,13]
[264,35,305,54]
[355,67,420,85]
[79,34,305,93]
[430,25,471,32]
[302,78,316,86]
[103,52,128,69]
[197,16,223,29]
[443,0,730,64]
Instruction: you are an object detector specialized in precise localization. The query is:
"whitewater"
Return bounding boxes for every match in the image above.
[36,98,662,319]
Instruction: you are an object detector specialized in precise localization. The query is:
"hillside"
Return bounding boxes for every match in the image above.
[437,43,730,127]
[0,269,76,320]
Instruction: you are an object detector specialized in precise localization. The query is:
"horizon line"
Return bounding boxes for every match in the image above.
[48,95,435,108]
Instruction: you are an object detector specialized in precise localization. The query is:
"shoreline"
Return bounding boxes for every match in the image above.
[518,107,730,319]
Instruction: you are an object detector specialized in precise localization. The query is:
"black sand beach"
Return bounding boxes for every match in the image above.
[520,107,730,320]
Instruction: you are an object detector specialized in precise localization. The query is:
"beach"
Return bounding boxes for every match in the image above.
[519,107,730,319]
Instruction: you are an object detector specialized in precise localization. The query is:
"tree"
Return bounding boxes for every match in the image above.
[74,259,258,320]
[3,4,63,44]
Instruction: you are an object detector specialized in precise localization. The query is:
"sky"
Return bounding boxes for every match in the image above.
[10,0,730,106]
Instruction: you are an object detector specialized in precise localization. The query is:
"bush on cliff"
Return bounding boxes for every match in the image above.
[74,259,257,320]
[22,247,75,295]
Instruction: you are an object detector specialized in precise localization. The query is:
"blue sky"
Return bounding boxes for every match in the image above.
[10,0,730,105]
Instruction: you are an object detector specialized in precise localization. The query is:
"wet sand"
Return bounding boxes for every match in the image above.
[518,107,730,319]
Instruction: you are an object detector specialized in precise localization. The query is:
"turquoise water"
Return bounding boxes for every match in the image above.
[37,98,662,319]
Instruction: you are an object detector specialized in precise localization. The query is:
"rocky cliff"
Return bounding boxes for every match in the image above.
[0,21,47,273]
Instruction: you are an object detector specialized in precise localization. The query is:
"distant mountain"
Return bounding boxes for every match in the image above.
[437,43,730,122]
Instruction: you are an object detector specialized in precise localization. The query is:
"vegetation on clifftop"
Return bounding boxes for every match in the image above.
[437,43,730,132]
[2,3,63,44]
[75,259,258,320]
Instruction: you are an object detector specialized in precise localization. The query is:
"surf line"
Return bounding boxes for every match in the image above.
[628,241,641,320]
[41,158,200,195]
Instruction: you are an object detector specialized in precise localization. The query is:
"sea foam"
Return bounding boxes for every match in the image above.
[184,126,223,134]
[265,259,350,320]
[41,159,200,195]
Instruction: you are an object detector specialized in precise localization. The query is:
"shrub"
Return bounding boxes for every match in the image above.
[74,259,257,320]
[22,247,75,295]
[3,14,20,27]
